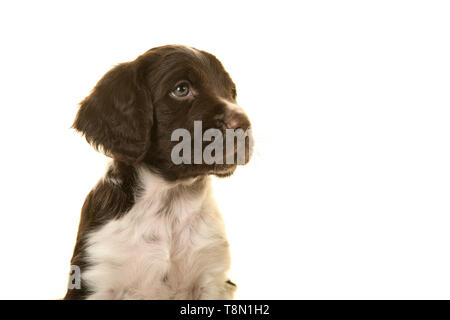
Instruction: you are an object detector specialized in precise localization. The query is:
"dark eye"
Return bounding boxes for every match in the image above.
[171,82,192,99]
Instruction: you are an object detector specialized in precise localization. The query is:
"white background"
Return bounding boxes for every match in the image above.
[0,0,449,299]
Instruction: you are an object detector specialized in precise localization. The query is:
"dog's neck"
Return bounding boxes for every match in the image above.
[100,160,213,227]
[136,164,210,203]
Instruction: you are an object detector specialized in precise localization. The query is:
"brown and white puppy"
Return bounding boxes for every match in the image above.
[64,45,252,299]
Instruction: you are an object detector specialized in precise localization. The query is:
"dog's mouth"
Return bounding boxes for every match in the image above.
[161,121,253,180]
[209,129,253,167]
[226,129,253,165]
[208,132,253,178]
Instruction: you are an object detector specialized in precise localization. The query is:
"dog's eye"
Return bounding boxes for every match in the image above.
[171,82,192,99]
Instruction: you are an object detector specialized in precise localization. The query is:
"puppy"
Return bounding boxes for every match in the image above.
[64,45,252,299]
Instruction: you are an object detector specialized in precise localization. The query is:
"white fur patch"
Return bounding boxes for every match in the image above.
[82,166,236,299]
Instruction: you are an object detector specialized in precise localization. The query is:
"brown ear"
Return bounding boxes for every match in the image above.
[73,62,153,164]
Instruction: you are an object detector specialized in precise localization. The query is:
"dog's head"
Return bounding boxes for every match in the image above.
[73,45,252,180]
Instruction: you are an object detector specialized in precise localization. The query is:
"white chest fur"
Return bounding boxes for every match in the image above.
[82,167,235,299]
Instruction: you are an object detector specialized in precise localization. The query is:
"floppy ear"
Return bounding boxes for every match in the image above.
[73,62,153,164]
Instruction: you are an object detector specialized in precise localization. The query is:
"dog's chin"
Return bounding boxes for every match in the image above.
[211,164,237,178]
[145,147,251,181]
[201,147,253,178]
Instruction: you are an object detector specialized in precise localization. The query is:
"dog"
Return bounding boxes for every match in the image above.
[64,45,252,299]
